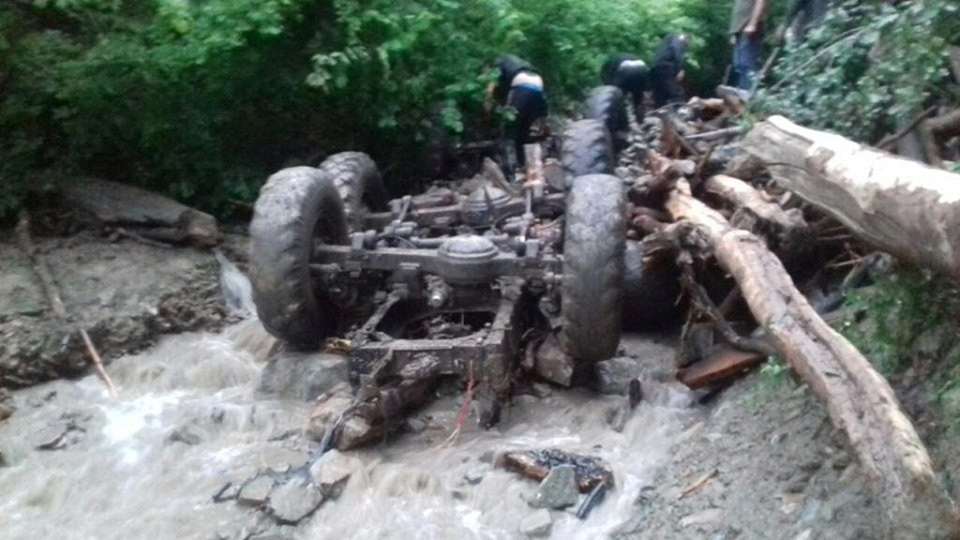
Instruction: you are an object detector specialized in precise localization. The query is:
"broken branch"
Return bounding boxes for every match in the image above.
[665,179,960,538]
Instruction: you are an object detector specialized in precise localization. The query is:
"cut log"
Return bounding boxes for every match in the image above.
[61,178,221,246]
[742,115,960,278]
[665,179,960,538]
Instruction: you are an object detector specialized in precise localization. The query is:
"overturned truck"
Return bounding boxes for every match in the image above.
[248,123,638,448]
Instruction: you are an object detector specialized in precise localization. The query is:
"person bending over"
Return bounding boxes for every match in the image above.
[601,53,649,121]
[485,55,548,176]
[650,33,688,109]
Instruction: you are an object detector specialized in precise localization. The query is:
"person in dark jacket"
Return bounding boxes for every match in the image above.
[601,53,649,121]
[649,33,688,108]
[485,55,548,174]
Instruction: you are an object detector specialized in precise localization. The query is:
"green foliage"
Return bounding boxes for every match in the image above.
[755,0,960,143]
[840,270,960,375]
[0,0,731,219]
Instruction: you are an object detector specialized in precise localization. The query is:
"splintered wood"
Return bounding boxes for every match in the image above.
[665,180,960,538]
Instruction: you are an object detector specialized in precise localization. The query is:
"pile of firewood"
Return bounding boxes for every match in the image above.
[625,93,960,539]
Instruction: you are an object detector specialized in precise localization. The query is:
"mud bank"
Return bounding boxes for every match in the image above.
[0,230,243,387]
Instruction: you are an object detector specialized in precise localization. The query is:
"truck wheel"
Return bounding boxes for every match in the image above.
[584,86,628,151]
[622,240,682,330]
[561,174,626,363]
[250,167,348,349]
[561,119,614,185]
[318,152,388,232]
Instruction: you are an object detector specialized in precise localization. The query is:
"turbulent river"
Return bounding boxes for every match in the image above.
[0,264,701,540]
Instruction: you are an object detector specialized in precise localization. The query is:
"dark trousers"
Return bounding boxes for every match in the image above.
[650,66,684,108]
[502,85,548,170]
[732,31,763,91]
[612,65,647,122]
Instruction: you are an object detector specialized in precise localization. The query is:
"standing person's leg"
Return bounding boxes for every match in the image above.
[507,86,540,169]
[733,32,762,91]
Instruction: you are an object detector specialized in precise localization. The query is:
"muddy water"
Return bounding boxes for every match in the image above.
[0,271,699,539]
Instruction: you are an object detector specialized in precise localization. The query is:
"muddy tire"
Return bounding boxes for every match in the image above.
[250,167,349,349]
[318,152,388,231]
[584,86,628,150]
[561,174,626,363]
[622,240,682,330]
[561,119,614,185]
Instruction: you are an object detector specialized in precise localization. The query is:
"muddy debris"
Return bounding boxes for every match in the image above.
[502,448,615,493]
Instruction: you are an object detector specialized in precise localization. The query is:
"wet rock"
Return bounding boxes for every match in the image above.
[503,449,614,492]
[268,478,324,525]
[0,402,14,422]
[0,389,14,421]
[521,509,553,538]
[531,383,553,398]
[305,383,354,441]
[212,481,240,503]
[595,357,644,395]
[534,333,573,387]
[464,467,486,486]
[166,426,202,446]
[309,449,360,499]
[258,351,350,402]
[268,428,302,442]
[479,450,496,464]
[238,476,275,507]
[405,415,431,434]
[680,508,724,528]
[531,465,579,509]
[34,421,86,450]
[605,403,629,433]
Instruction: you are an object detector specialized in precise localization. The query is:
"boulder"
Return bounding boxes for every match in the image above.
[238,476,275,507]
[531,465,579,509]
[267,478,324,524]
[258,351,350,402]
[309,449,360,499]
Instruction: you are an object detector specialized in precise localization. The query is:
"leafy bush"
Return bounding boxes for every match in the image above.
[756,0,960,143]
[0,0,731,220]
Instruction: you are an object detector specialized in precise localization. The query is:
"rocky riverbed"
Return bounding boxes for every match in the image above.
[0,229,944,539]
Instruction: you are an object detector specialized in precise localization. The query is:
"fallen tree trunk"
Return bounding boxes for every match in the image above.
[742,115,960,278]
[665,180,960,539]
[703,174,806,237]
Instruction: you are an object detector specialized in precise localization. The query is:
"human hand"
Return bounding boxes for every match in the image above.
[743,22,757,36]
[676,70,685,82]
[729,35,737,46]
